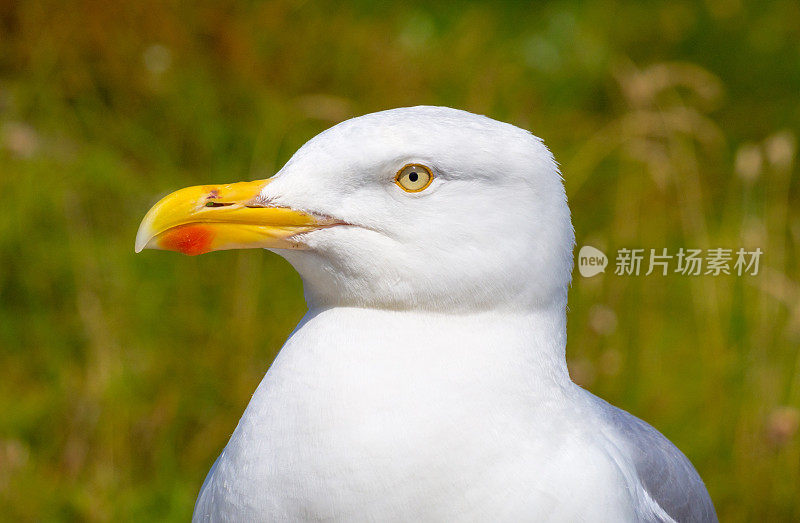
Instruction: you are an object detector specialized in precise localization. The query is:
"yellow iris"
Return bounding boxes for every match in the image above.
[395,164,433,192]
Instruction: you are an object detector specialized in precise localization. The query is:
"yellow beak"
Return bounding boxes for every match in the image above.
[135,179,335,256]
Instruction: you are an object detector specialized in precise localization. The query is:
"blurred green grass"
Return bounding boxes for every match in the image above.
[1,0,799,520]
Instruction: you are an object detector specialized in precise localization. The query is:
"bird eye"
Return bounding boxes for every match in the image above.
[395,164,433,192]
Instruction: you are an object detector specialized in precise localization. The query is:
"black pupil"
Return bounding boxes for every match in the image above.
[408,171,419,182]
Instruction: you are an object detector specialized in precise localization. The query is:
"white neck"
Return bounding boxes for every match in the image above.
[270,303,572,401]
[206,302,580,520]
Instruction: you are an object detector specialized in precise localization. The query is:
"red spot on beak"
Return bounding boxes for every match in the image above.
[160,225,214,255]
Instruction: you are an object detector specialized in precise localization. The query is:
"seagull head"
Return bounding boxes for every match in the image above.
[136,106,575,312]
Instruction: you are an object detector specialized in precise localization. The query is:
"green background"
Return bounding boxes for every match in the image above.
[1,0,799,520]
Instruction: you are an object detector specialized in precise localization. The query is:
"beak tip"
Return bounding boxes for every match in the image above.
[135,222,153,254]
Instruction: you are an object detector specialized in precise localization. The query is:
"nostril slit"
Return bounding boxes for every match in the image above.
[205,201,233,208]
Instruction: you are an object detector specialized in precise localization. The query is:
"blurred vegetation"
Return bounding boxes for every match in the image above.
[1,0,798,520]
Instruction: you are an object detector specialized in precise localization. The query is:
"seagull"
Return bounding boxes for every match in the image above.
[136,106,717,522]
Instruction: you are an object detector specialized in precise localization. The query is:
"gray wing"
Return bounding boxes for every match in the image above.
[588,393,717,522]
